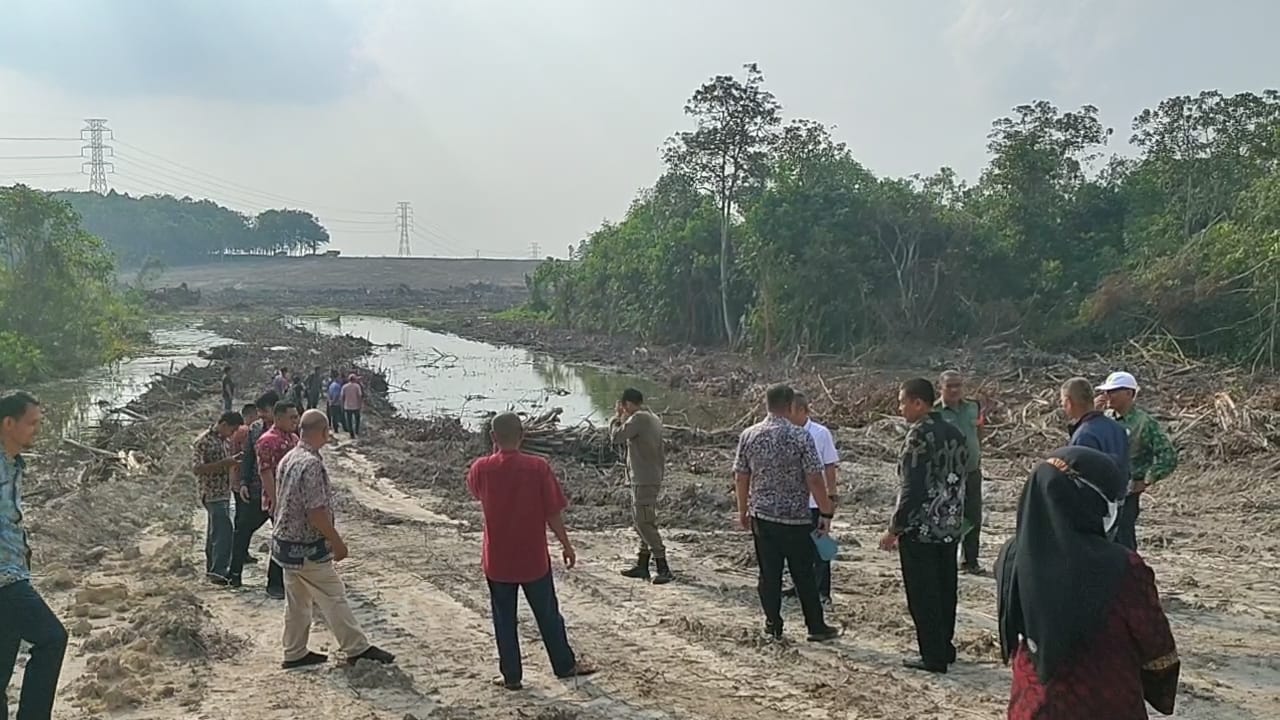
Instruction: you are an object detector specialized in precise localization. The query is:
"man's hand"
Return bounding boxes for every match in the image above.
[221,452,243,468]
[331,537,349,562]
[1131,480,1147,495]
[738,511,751,531]
[261,492,274,514]
[238,485,251,502]
[614,401,625,418]
[562,543,577,569]
[879,531,899,551]
[816,516,832,536]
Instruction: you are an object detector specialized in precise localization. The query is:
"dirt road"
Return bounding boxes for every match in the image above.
[13,316,1280,719]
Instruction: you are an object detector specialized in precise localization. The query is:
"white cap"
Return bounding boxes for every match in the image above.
[1097,371,1139,392]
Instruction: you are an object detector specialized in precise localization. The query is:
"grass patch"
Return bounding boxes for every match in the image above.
[491,306,551,324]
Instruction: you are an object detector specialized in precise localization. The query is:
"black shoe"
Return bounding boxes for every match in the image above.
[348,645,396,666]
[781,586,798,598]
[555,662,598,680]
[492,676,522,691]
[806,625,842,643]
[245,554,260,565]
[902,658,947,674]
[228,575,243,588]
[652,558,674,585]
[266,585,285,600]
[620,552,651,580]
[763,622,783,641]
[961,563,984,576]
[206,572,230,586]
[282,651,328,669]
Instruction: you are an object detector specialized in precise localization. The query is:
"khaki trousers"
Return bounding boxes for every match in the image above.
[282,559,370,662]
[633,503,666,559]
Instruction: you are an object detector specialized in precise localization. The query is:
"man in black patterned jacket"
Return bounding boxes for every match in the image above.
[880,377,969,675]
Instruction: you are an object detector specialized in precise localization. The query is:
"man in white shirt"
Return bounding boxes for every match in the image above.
[782,392,840,605]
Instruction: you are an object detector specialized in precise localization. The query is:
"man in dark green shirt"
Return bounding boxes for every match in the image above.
[936,370,985,574]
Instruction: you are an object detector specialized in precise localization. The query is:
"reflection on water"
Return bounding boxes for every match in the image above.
[34,326,233,444]
[295,315,716,428]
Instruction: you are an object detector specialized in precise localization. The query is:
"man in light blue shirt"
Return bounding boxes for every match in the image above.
[0,390,68,720]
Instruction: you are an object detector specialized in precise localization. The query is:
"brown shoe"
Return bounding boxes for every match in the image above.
[555,661,598,679]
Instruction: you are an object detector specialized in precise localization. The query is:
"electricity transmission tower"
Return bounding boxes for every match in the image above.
[528,242,541,259]
[81,118,113,193]
[396,201,412,257]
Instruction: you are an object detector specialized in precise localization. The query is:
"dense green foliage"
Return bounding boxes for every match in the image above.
[533,72,1280,366]
[53,190,330,266]
[0,185,141,383]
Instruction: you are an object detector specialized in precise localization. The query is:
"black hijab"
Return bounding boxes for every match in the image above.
[996,445,1130,683]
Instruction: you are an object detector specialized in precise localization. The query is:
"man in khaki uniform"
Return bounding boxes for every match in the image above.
[610,388,673,585]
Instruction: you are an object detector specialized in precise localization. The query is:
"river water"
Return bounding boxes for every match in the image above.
[34,326,233,443]
[293,315,716,428]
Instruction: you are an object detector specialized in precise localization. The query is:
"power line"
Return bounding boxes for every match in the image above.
[81,119,114,194]
[396,201,412,257]
[0,137,80,142]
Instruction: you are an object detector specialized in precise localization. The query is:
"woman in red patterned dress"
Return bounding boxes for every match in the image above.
[996,446,1180,719]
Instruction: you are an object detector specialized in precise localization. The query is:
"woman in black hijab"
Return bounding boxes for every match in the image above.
[997,446,1179,719]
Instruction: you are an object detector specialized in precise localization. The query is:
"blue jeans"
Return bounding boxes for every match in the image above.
[0,580,68,720]
[486,571,576,683]
[204,499,234,577]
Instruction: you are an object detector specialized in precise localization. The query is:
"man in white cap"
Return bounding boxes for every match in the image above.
[1096,371,1178,551]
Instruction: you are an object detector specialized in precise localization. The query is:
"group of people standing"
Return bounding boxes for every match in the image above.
[203,370,396,670]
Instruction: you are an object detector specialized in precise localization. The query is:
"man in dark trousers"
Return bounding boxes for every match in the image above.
[229,391,286,596]
[880,378,969,674]
[1062,377,1130,479]
[1097,371,1178,550]
[734,384,841,643]
[467,412,596,690]
[0,391,69,720]
[221,366,236,413]
[936,370,986,575]
[304,366,324,411]
[610,388,673,584]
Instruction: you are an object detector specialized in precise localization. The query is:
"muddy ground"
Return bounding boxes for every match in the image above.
[12,306,1280,720]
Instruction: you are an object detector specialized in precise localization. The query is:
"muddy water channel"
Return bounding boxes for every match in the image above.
[34,325,232,443]
[295,315,719,428]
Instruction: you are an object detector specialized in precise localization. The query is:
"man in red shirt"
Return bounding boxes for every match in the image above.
[253,401,299,599]
[467,412,596,690]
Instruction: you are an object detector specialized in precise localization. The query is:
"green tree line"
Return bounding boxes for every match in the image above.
[530,65,1280,368]
[0,185,142,383]
[53,190,331,266]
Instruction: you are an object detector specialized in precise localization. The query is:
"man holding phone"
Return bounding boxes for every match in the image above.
[192,410,245,585]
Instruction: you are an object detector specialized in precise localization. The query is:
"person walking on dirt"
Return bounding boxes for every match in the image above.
[274,409,396,669]
[192,410,246,585]
[1097,372,1178,552]
[341,374,364,438]
[289,375,306,411]
[610,388,673,585]
[936,370,987,575]
[326,372,345,434]
[879,378,968,674]
[229,402,262,566]
[468,412,596,689]
[305,366,323,411]
[229,392,286,595]
[272,367,290,397]
[221,366,236,413]
[780,392,839,606]
[0,391,69,720]
[1062,378,1130,483]
[734,384,841,643]
[996,445,1179,718]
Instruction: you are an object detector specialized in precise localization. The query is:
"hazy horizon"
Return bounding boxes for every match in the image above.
[1,0,1275,258]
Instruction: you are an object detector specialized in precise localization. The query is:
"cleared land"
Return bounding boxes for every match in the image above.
[137,257,542,292]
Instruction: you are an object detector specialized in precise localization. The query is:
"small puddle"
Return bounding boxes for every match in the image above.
[33,325,233,443]
[293,315,718,428]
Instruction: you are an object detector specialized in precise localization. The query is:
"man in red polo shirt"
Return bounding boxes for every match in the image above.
[467,412,597,690]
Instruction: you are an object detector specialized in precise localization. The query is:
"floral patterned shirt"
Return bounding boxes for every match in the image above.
[270,443,334,568]
[891,412,969,543]
[256,425,298,485]
[191,426,232,505]
[733,414,823,525]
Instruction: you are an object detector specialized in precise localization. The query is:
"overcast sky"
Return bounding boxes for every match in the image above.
[0,0,1275,258]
